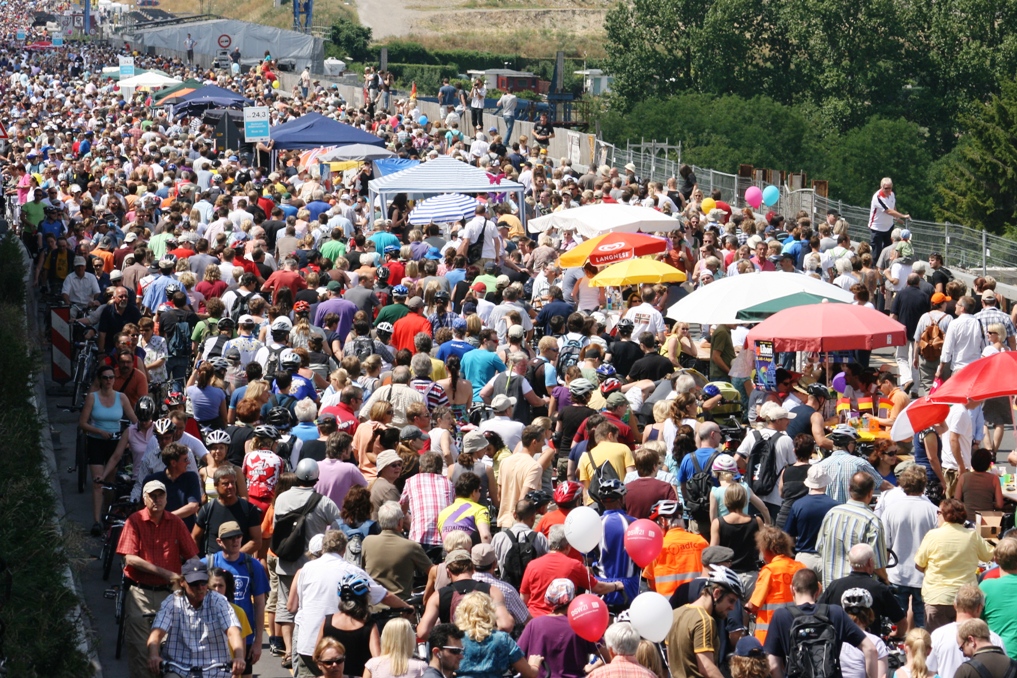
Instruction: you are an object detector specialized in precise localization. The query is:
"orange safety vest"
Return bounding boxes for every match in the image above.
[750,555,806,641]
[643,528,708,597]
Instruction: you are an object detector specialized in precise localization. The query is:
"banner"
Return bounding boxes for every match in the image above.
[754,340,775,391]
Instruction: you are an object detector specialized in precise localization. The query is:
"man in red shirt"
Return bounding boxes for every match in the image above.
[261,257,307,303]
[320,386,361,436]
[519,524,621,616]
[117,479,198,678]
[391,297,432,352]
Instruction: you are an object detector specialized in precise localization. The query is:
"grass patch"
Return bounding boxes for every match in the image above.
[0,235,92,677]
[400,25,607,58]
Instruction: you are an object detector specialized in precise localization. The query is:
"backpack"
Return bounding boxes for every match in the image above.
[501,529,539,589]
[165,311,192,359]
[684,450,720,515]
[585,446,621,504]
[271,492,324,561]
[785,604,841,678]
[230,290,253,319]
[466,221,489,264]
[338,519,376,568]
[556,334,585,374]
[918,313,946,362]
[967,655,1017,678]
[525,358,548,399]
[747,430,783,497]
[438,579,491,624]
[523,275,535,300]
[204,334,229,360]
[351,335,377,361]
[264,344,286,377]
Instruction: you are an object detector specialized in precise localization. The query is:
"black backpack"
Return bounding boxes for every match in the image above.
[165,311,193,359]
[525,358,548,399]
[271,492,323,561]
[785,604,841,678]
[351,335,377,361]
[230,290,253,319]
[684,451,720,516]
[747,430,783,497]
[556,334,585,374]
[264,345,286,377]
[585,446,620,504]
[501,530,539,589]
[466,221,489,264]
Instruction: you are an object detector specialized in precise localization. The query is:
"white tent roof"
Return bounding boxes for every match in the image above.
[368,156,524,198]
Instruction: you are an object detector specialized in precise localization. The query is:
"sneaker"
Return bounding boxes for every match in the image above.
[269,638,285,656]
[90,522,102,537]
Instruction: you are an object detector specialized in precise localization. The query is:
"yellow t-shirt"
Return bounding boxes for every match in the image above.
[914,522,995,604]
[578,442,635,504]
[437,498,491,538]
[229,603,252,656]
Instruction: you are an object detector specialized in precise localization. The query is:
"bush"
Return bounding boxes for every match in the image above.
[0,236,91,677]
[386,63,460,94]
[329,16,372,62]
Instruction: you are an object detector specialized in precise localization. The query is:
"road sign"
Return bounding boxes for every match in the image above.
[0,121,9,141]
[72,13,83,27]
[118,55,135,80]
[243,106,270,143]
[53,33,63,46]
[16,29,24,40]
[218,33,232,48]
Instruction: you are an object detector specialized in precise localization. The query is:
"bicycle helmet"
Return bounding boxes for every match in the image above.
[598,478,627,499]
[829,424,859,447]
[600,377,622,396]
[615,609,632,623]
[376,266,390,281]
[595,363,616,378]
[435,290,450,302]
[293,300,310,314]
[338,572,371,599]
[135,395,156,421]
[840,588,873,612]
[711,454,739,475]
[706,564,744,598]
[616,318,634,333]
[209,357,230,372]
[164,391,184,407]
[164,282,181,295]
[569,378,595,396]
[225,347,242,362]
[649,499,682,521]
[553,481,583,505]
[703,383,722,399]
[295,457,319,482]
[205,429,232,446]
[392,285,409,297]
[153,418,176,435]
[271,316,293,332]
[216,317,235,332]
[525,490,552,508]
[376,321,394,335]
[280,350,302,370]
[806,382,833,400]
[253,424,281,440]
[265,406,294,429]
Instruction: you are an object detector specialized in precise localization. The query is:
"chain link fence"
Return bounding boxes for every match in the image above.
[599,140,1017,283]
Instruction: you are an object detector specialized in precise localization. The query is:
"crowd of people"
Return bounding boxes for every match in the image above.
[7,6,1017,678]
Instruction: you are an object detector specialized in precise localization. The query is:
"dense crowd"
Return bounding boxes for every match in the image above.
[8,6,1017,678]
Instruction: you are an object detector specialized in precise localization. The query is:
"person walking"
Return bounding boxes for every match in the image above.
[868,178,911,260]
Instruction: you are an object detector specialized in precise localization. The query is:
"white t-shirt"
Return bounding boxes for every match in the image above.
[623,303,666,340]
[943,404,973,471]
[888,261,912,292]
[929,623,1006,678]
[868,190,897,233]
[735,428,796,505]
[840,631,887,678]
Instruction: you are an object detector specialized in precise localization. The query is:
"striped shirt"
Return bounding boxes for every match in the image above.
[473,571,530,625]
[410,378,450,412]
[812,450,885,505]
[400,472,454,546]
[974,306,1016,342]
[152,590,240,669]
[817,500,887,585]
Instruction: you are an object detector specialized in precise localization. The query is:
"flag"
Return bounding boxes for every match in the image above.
[410,82,417,99]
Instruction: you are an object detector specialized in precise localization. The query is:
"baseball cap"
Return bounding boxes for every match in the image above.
[143,479,167,496]
[491,394,516,412]
[124,232,138,243]
[180,557,209,584]
[701,546,735,565]
[445,549,472,565]
[238,314,256,326]
[326,280,342,292]
[109,269,123,281]
[931,292,948,305]
[399,425,427,441]
[606,392,628,408]
[73,256,86,267]
[217,521,243,540]
[766,406,796,421]
[472,543,497,568]
[508,325,524,339]
[735,637,764,658]
[471,282,487,295]
[982,289,997,301]
[407,296,424,310]
[894,460,917,477]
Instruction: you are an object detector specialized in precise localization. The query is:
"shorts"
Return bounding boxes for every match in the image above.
[276,572,295,623]
[86,435,119,466]
[983,396,1012,427]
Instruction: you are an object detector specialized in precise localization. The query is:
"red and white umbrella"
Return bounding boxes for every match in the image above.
[298,146,337,170]
[889,396,951,441]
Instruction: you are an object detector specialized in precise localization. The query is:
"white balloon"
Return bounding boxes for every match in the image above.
[629,592,674,643]
[564,506,603,554]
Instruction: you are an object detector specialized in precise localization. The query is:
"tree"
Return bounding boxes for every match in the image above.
[329,17,372,63]
[936,83,1017,235]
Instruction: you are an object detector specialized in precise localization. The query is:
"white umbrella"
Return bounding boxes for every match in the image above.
[666,271,855,325]
[317,144,397,162]
[527,204,679,239]
[408,193,478,226]
[118,72,182,89]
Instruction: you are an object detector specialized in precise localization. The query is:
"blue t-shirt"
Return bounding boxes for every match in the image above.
[275,374,317,403]
[186,384,227,422]
[599,509,639,606]
[229,384,248,412]
[292,422,319,443]
[459,631,524,678]
[202,551,271,644]
[461,350,507,402]
[677,447,721,484]
[784,493,839,553]
[437,339,476,362]
[368,231,401,255]
[446,268,467,287]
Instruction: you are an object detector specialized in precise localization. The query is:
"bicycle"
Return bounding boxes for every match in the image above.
[160,659,233,677]
[103,572,129,659]
[69,325,98,410]
[97,475,138,581]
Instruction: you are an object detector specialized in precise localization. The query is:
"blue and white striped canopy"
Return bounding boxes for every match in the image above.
[408,193,479,226]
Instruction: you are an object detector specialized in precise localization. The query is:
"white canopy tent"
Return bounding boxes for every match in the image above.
[367,156,526,229]
[527,203,680,239]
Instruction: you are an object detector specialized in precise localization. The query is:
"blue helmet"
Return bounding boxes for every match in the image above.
[392,285,409,296]
[595,363,617,378]
[338,572,371,600]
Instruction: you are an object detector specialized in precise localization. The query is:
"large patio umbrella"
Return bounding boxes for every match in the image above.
[590,259,686,287]
[745,300,906,352]
[735,291,847,322]
[408,194,478,226]
[558,232,668,268]
[318,144,398,162]
[528,204,679,239]
[889,396,951,441]
[667,272,855,325]
[926,351,1017,404]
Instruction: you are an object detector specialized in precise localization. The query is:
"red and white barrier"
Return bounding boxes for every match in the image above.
[51,306,72,384]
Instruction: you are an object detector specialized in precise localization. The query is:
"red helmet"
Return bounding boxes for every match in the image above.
[553,481,583,505]
[293,300,311,313]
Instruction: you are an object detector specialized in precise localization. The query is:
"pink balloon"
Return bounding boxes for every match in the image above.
[745,186,763,209]
[568,594,610,642]
[624,519,664,567]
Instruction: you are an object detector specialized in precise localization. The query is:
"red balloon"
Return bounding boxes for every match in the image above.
[568,594,610,642]
[624,519,664,568]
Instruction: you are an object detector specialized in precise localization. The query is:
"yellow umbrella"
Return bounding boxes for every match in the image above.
[558,231,668,268]
[589,258,687,287]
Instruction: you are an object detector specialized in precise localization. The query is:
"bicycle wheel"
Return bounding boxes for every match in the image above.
[76,431,87,494]
[115,580,127,659]
[70,353,87,409]
[101,525,121,581]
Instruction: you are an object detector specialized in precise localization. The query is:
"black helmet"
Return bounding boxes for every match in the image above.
[265,406,294,430]
[136,395,156,421]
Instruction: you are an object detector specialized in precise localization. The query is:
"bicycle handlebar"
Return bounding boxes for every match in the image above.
[161,660,233,676]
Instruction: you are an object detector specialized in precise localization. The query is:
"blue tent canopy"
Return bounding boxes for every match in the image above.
[270,112,386,150]
[179,85,252,104]
[173,85,253,118]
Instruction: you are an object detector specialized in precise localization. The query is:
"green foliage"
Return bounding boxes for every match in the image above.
[0,235,26,307]
[936,83,1017,234]
[516,89,543,101]
[329,16,372,62]
[386,63,460,94]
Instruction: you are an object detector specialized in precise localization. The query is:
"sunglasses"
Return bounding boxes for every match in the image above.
[100,374,115,380]
[441,646,464,655]
[319,658,346,666]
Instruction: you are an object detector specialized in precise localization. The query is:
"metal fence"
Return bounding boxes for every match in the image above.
[600,140,1017,282]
